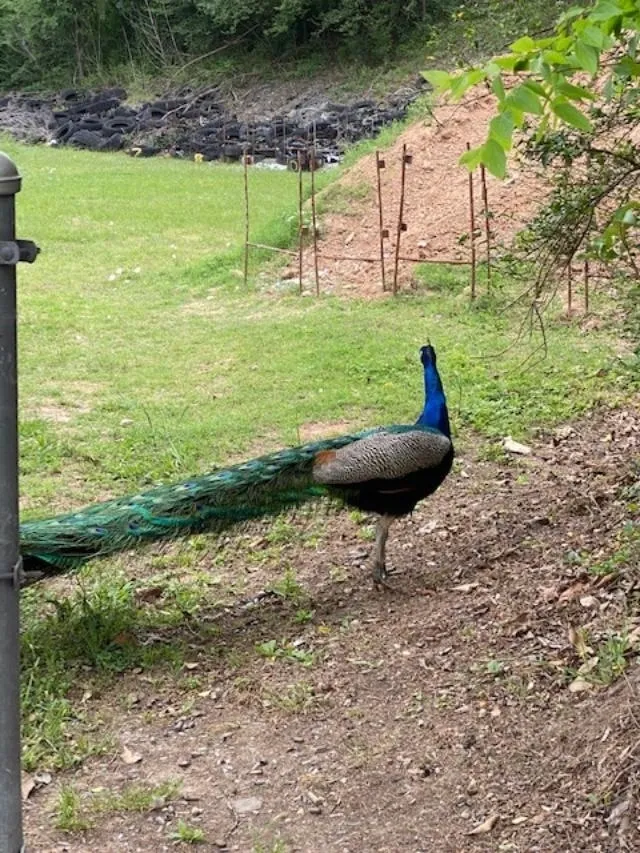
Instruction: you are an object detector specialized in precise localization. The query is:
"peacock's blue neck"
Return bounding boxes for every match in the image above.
[417,361,451,438]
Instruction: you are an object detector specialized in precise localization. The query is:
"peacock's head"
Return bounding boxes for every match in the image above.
[420,343,437,366]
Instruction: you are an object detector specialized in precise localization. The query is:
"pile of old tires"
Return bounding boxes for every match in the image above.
[0,78,427,167]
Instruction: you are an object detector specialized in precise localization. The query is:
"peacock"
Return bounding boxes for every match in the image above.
[20,344,453,586]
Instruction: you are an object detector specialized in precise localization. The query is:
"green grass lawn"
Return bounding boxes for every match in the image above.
[2,135,636,774]
[4,135,632,518]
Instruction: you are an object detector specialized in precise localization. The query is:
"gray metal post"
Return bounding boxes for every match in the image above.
[0,152,38,853]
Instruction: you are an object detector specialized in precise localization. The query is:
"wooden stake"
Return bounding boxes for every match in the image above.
[466,143,477,301]
[375,151,387,293]
[393,144,410,295]
[480,163,492,290]
[310,149,320,296]
[243,151,250,288]
[297,150,304,295]
[584,259,590,314]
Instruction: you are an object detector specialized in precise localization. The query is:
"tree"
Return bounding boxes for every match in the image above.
[424,0,639,292]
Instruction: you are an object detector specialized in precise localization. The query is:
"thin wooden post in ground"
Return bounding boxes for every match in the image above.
[297,150,304,295]
[480,163,492,291]
[243,151,250,288]
[392,144,411,295]
[375,151,388,292]
[584,259,590,314]
[567,261,573,314]
[466,142,477,301]
[310,148,320,296]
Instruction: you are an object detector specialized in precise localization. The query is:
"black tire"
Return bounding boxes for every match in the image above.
[103,116,136,134]
[78,117,104,132]
[100,133,124,151]
[60,88,82,102]
[202,144,221,161]
[55,121,76,143]
[68,129,103,150]
[222,143,242,159]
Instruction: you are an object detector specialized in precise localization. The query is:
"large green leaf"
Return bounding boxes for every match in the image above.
[574,40,599,73]
[422,70,452,91]
[551,99,594,132]
[590,1,623,22]
[491,74,506,103]
[481,138,507,179]
[580,24,607,47]
[556,80,597,100]
[510,35,537,52]
[506,85,543,115]
[489,112,514,150]
[459,145,484,171]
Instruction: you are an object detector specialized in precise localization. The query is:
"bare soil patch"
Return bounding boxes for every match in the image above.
[24,404,640,852]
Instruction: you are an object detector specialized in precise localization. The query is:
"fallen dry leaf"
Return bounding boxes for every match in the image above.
[468,814,499,835]
[559,582,590,604]
[451,582,479,593]
[568,677,593,693]
[21,774,35,801]
[568,625,592,659]
[121,746,143,765]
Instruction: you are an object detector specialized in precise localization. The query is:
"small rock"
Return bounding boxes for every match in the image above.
[232,796,263,816]
[177,758,191,768]
[503,436,531,456]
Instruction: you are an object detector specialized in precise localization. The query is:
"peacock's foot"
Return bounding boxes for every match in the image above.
[372,561,398,591]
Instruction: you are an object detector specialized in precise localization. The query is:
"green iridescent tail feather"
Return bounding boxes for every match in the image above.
[19,429,378,574]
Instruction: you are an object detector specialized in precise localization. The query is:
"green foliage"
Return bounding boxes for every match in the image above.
[169,820,206,844]
[55,785,92,832]
[0,0,456,86]
[426,0,640,174]
[55,780,181,832]
[427,0,640,299]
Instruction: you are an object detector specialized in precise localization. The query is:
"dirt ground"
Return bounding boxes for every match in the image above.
[282,91,548,298]
[24,403,640,852]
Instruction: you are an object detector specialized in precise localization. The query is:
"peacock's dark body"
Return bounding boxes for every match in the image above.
[20,344,453,585]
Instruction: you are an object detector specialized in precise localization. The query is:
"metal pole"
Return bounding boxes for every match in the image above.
[0,151,32,853]
[392,144,411,295]
[584,259,590,314]
[310,149,320,297]
[243,152,250,288]
[297,151,304,295]
[466,143,477,301]
[375,151,387,293]
[480,164,492,291]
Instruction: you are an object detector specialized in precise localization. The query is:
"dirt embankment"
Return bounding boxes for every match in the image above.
[284,92,548,297]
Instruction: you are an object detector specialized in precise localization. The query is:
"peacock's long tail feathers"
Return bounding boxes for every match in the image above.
[20,428,391,574]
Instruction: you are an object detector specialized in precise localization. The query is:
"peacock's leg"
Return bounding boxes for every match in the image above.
[372,514,394,584]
